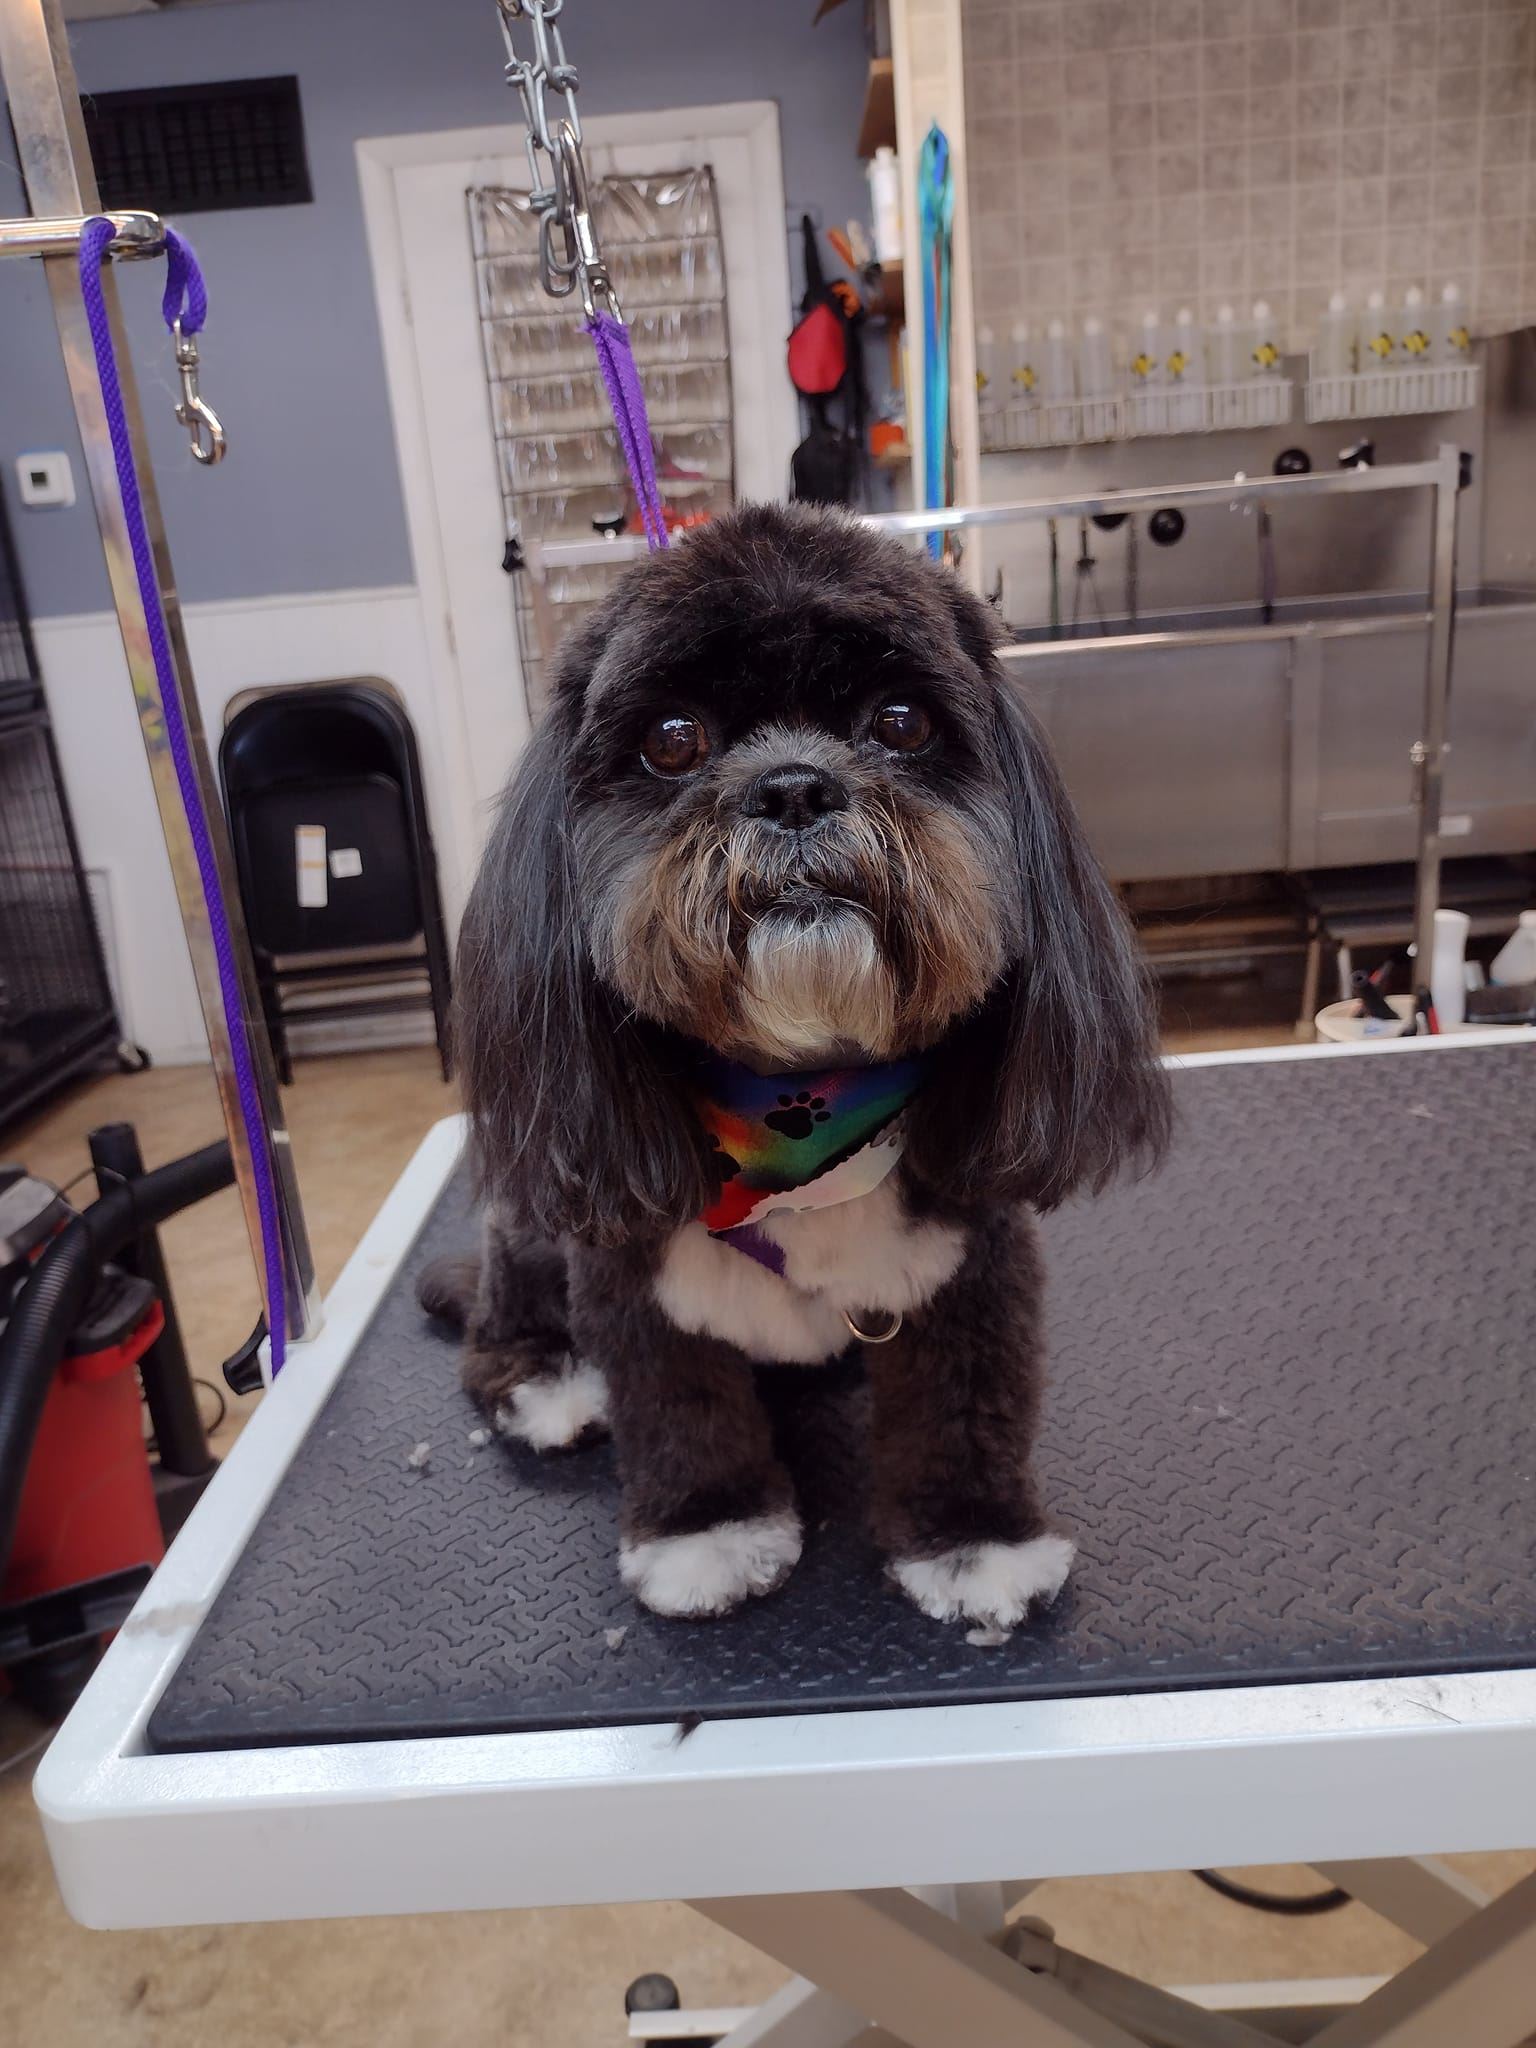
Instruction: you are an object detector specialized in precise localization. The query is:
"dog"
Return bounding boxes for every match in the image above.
[421,503,1170,1628]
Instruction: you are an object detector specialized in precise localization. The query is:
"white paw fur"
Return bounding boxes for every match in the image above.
[892,1534,1075,1629]
[620,1510,803,1618]
[494,1359,609,1451]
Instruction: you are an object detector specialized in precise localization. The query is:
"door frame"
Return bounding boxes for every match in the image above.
[356,105,797,913]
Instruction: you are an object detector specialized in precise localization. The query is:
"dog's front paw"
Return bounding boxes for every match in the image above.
[620,1509,803,1619]
[490,1357,610,1453]
[891,1533,1074,1629]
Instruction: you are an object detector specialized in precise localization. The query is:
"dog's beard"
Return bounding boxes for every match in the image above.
[737,895,895,1065]
[596,792,1006,1066]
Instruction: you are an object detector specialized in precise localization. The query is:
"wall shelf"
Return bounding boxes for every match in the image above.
[1304,363,1481,422]
[1129,378,1292,435]
[980,379,1293,453]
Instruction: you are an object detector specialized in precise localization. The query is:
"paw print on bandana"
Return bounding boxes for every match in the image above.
[764,1091,832,1141]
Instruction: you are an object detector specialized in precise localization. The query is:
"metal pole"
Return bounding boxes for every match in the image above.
[1411,445,1461,1018]
[0,0,318,1346]
[0,206,162,256]
[527,458,1452,581]
[862,456,1449,537]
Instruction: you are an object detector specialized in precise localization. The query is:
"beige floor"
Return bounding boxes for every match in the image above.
[1,1033,1530,2046]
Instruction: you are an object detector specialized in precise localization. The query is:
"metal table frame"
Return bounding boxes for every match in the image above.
[34,1034,1536,2047]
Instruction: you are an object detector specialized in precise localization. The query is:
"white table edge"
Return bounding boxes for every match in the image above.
[32,1035,1536,1928]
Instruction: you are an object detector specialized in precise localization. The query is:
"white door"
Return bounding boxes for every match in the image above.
[358,105,798,917]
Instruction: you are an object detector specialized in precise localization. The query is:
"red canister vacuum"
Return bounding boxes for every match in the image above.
[0,1124,232,1717]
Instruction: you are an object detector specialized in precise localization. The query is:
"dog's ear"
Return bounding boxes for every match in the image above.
[905,667,1171,1211]
[455,715,713,1246]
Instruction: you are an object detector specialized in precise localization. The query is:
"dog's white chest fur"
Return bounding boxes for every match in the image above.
[653,1176,966,1363]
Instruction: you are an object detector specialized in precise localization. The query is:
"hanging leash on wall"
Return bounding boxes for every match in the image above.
[494,0,669,548]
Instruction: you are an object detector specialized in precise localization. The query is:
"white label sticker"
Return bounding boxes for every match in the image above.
[1439,813,1472,838]
[329,847,363,878]
[295,824,328,908]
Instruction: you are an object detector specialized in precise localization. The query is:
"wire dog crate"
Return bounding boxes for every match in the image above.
[0,499,125,1130]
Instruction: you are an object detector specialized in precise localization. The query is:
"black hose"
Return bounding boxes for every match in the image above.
[1192,1869,1349,1916]
[0,1141,233,1580]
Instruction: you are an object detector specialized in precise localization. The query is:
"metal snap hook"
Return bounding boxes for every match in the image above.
[171,318,227,466]
[550,120,623,323]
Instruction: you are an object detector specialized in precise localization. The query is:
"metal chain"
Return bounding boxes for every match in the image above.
[495,0,620,318]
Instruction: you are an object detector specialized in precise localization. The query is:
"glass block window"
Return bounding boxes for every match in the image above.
[469,168,735,707]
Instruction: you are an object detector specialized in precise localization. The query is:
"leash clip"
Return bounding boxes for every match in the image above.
[172,318,226,466]
[547,120,622,321]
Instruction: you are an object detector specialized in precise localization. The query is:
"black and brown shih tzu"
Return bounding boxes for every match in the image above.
[423,503,1169,1629]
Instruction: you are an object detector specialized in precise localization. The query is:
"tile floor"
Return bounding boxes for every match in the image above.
[1,1029,1530,2047]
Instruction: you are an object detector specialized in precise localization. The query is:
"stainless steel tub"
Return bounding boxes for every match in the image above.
[1001,587,1536,883]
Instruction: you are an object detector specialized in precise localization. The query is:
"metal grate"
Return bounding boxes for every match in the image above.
[469,168,735,709]
[0,499,118,1125]
[0,716,112,1022]
[83,76,312,215]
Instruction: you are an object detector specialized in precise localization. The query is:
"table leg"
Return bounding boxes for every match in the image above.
[1003,1923,1272,2048]
[712,1977,869,2048]
[1314,1858,1489,1945]
[693,1888,1149,2048]
[1310,1867,1536,2048]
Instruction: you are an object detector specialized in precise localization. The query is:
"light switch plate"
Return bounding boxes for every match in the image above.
[16,451,76,508]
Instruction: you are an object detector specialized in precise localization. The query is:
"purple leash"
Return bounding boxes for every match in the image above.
[79,219,289,1374]
[583,311,669,550]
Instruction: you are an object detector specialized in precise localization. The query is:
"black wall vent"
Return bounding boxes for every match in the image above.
[83,75,312,215]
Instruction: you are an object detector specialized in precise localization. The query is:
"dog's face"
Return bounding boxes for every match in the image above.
[570,517,1018,1067]
[459,504,1169,1243]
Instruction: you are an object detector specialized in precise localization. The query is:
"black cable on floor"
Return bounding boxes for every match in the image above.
[1192,1869,1350,1916]
[193,1376,229,1436]
[145,1378,227,1458]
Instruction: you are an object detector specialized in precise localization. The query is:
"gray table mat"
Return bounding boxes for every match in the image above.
[149,1046,1536,1751]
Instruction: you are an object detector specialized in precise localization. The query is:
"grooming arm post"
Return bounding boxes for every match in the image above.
[1410,445,1462,1015]
[0,0,317,1349]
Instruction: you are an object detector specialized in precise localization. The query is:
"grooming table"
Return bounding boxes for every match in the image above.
[35,1036,1536,2048]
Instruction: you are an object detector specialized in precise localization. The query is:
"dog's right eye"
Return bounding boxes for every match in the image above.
[641,712,709,778]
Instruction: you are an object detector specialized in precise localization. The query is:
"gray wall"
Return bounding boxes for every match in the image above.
[1,0,870,617]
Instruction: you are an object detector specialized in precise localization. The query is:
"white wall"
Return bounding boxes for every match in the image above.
[34,584,446,1063]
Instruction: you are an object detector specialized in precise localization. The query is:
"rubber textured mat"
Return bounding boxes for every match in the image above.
[150,1047,1536,1751]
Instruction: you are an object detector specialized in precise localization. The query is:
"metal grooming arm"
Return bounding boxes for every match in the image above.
[0,0,317,1348]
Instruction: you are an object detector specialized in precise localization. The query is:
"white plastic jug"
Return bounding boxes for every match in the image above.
[1430,908,1469,1027]
[1490,909,1536,987]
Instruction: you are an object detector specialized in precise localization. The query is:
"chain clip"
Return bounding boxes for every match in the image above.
[495,0,621,318]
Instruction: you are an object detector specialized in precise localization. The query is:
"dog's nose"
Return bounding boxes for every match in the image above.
[741,762,849,831]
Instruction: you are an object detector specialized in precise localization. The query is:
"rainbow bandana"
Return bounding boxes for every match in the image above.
[692,1054,925,1275]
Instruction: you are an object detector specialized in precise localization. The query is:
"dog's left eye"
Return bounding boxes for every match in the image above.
[871,701,934,753]
[641,713,709,777]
